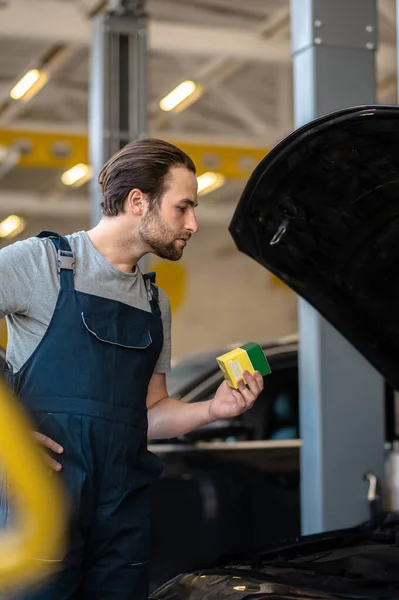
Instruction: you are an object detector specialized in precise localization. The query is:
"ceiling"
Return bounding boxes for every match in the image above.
[0,0,397,241]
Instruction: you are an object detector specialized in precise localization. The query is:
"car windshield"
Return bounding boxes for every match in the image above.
[166,348,224,397]
[165,339,289,398]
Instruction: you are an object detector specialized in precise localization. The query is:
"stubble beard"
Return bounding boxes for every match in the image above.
[139,206,183,261]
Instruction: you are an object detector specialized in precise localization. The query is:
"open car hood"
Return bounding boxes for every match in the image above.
[230,105,399,391]
[152,514,399,600]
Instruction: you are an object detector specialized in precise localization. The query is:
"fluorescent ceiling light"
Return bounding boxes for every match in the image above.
[0,215,26,239]
[10,69,49,102]
[159,80,203,113]
[197,172,225,196]
[61,163,93,187]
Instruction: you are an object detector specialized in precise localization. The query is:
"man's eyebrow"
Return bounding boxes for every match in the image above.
[180,198,198,208]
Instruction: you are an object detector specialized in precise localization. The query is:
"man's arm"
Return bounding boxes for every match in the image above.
[146,370,264,440]
[0,238,65,470]
[0,239,40,319]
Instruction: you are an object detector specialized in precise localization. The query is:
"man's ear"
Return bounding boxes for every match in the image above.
[126,189,146,215]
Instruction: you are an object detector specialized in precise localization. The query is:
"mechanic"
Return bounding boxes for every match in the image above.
[0,137,264,600]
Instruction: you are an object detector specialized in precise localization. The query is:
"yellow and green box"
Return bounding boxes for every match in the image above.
[216,342,272,389]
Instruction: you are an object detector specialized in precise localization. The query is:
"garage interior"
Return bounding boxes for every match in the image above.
[1,1,399,598]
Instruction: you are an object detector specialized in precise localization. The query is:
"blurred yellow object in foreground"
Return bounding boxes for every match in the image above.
[0,375,67,594]
[0,318,7,349]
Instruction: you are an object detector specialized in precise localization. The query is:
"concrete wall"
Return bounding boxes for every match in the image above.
[154,223,298,360]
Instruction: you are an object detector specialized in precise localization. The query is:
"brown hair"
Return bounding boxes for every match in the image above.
[98,138,196,216]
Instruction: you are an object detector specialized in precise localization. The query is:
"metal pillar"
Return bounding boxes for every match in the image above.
[89,0,148,227]
[290,0,386,535]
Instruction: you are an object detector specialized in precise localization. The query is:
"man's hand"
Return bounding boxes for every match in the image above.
[146,371,264,440]
[33,431,63,472]
[208,370,264,421]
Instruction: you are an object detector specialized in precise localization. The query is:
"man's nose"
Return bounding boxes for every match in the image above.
[185,212,199,234]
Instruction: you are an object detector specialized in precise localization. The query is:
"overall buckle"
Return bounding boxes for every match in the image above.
[57,249,75,274]
[145,277,153,301]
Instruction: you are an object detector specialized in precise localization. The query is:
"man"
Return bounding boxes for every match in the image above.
[0,138,264,600]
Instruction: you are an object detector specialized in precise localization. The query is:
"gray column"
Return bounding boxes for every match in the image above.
[89,0,148,227]
[290,0,386,535]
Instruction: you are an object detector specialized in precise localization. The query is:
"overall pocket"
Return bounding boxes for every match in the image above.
[81,313,152,349]
[78,311,154,405]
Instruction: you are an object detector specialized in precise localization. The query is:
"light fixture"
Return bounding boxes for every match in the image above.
[61,163,93,187]
[0,215,26,239]
[197,171,225,196]
[159,80,203,113]
[10,69,49,102]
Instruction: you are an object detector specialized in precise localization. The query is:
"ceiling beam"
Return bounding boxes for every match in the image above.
[152,8,291,130]
[0,126,270,179]
[4,119,271,147]
[0,0,290,63]
[0,1,396,67]
[0,193,89,218]
[208,85,273,138]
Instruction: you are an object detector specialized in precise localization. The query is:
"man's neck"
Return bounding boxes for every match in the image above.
[86,219,145,274]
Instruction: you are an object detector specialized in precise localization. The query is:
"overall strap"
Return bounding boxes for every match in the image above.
[143,272,161,317]
[37,231,75,291]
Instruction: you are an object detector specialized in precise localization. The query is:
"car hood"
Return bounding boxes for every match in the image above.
[229,105,399,391]
[151,514,399,600]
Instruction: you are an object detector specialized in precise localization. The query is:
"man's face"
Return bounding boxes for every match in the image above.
[139,166,199,261]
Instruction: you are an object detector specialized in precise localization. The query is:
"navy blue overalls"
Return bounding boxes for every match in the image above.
[2,231,164,599]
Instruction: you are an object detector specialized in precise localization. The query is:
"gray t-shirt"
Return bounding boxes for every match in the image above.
[0,231,171,374]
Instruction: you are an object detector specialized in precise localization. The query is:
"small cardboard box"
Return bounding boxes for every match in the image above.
[216,342,272,389]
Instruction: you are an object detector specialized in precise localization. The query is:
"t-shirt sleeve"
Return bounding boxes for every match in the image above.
[0,238,40,319]
[154,287,172,374]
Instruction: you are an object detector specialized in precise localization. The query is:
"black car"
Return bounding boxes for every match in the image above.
[149,336,302,589]
[150,105,399,599]
[152,513,399,599]
[150,335,395,589]
[163,335,300,443]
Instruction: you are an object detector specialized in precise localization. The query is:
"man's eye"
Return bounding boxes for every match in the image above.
[177,206,186,212]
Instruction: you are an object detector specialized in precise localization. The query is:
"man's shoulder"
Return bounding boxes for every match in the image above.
[156,284,169,303]
[65,230,86,245]
[0,234,55,262]
[0,231,88,272]
[154,285,171,319]
[139,270,171,319]
[38,230,87,259]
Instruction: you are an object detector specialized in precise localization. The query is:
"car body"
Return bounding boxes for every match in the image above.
[150,333,394,589]
[149,336,302,589]
[151,513,399,599]
[151,105,399,598]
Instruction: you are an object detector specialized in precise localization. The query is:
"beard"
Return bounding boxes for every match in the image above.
[138,206,186,261]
